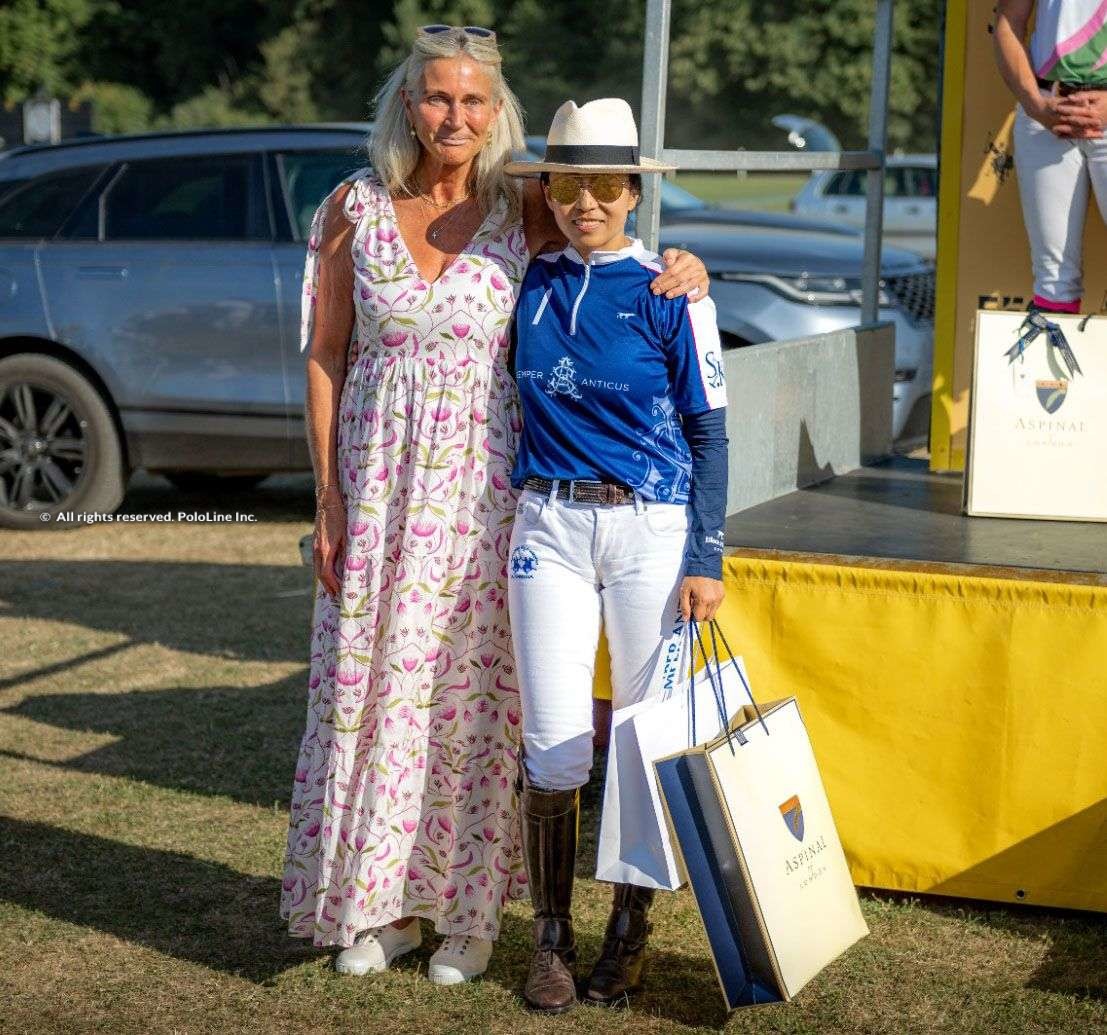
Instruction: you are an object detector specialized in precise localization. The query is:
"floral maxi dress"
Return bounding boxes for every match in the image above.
[281,170,530,947]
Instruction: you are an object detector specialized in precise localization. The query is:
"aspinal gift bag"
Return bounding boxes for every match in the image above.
[655,696,868,1009]
[966,310,1107,521]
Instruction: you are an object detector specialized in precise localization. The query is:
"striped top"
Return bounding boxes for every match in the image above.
[1031,0,1107,84]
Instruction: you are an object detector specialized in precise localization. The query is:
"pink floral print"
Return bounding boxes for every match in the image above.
[282,169,530,947]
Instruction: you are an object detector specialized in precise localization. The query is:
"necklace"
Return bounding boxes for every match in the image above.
[419,189,470,210]
[421,193,472,244]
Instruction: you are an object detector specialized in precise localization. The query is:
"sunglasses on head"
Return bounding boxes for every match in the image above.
[547,173,631,205]
[420,24,497,41]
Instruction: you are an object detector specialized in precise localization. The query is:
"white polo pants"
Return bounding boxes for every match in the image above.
[507,487,690,791]
[1015,92,1107,306]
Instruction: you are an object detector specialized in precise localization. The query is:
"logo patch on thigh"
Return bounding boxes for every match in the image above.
[510,545,539,579]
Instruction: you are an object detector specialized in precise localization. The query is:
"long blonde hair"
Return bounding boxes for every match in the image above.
[369,29,525,225]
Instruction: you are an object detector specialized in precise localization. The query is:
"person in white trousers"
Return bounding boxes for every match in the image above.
[502,99,729,1013]
[996,0,1107,312]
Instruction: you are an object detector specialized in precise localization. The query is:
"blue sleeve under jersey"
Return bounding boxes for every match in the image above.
[681,406,728,579]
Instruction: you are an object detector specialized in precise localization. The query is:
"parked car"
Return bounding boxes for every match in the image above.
[0,125,931,529]
[790,154,938,259]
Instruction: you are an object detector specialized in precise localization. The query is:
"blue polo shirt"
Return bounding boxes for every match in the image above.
[510,239,727,504]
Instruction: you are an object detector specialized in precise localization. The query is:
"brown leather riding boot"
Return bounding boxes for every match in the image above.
[584,883,656,1005]
[520,780,580,1014]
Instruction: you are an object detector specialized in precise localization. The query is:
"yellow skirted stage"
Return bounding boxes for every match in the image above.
[595,548,1107,913]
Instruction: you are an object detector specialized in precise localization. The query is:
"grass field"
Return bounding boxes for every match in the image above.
[2,473,1105,1033]
[672,173,809,212]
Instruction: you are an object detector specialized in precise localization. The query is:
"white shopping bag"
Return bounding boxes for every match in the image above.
[595,623,755,890]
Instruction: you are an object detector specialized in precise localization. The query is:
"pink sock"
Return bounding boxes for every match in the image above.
[1032,294,1080,314]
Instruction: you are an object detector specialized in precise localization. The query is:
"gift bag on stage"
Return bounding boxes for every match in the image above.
[654,670,869,1009]
[596,621,756,891]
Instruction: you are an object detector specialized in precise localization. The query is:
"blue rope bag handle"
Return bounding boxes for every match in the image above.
[685,619,752,755]
[708,620,769,738]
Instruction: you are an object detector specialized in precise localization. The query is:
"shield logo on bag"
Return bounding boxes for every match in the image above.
[1035,378,1068,414]
[779,795,804,842]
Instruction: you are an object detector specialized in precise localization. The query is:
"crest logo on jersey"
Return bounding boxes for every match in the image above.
[616,312,635,320]
[1036,378,1067,414]
[545,356,583,400]
[510,545,538,579]
[779,795,804,842]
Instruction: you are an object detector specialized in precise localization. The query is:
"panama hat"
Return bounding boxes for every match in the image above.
[504,97,675,176]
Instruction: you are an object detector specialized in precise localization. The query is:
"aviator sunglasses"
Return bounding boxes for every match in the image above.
[547,173,632,205]
[420,24,498,41]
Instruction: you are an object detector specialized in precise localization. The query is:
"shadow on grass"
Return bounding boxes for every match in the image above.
[3,672,307,808]
[0,812,728,1024]
[0,815,310,983]
[863,889,1107,1003]
[0,558,312,677]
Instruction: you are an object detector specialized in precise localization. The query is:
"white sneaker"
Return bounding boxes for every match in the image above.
[334,921,421,976]
[427,934,493,985]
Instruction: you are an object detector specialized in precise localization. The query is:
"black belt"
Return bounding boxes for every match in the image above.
[523,476,635,505]
[1036,76,1107,95]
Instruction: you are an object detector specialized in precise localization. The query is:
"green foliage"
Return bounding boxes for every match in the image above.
[69,81,154,134]
[666,0,940,151]
[498,0,646,135]
[0,0,102,103]
[378,0,498,74]
[156,82,269,130]
[0,0,940,152]
[257,25,321,123]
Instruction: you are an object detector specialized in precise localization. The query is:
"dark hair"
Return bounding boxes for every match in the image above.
[540,171,642,195]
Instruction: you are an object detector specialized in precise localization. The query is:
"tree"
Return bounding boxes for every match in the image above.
[378,0,497,75]
[666,0,941,152]
[498,0,645,136]
[0,0,104,104]
[69,82,154,134]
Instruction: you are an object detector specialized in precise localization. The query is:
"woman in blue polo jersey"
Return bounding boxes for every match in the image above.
[502,98,729,1014]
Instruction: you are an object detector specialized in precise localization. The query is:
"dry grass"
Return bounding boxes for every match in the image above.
[1,473,1105,1034]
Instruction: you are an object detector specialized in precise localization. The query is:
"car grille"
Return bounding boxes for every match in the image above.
[884,271,935,323]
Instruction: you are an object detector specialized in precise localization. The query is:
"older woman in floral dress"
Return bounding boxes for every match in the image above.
[280,24,709,987]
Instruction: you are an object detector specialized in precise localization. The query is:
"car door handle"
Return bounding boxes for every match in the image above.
[833,203,849,214]
[77,265,129,280]
[905,205,921,215]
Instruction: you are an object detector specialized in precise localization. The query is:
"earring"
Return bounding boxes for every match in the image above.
[409,125,417,139]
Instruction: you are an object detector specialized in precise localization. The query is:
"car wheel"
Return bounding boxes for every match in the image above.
[0,354,127,530]
[163,471,271,492]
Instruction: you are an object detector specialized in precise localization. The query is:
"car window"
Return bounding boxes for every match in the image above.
[103,155,268,241]
[823,172,854,197]
[901,166,936,198]
[0,166,105,239]
[885,169,908,197]
[278,151,367,240]
[0,178,30,204]
[826,169,904,198]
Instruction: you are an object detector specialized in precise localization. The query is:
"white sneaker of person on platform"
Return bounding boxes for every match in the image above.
[334,918,493,984]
